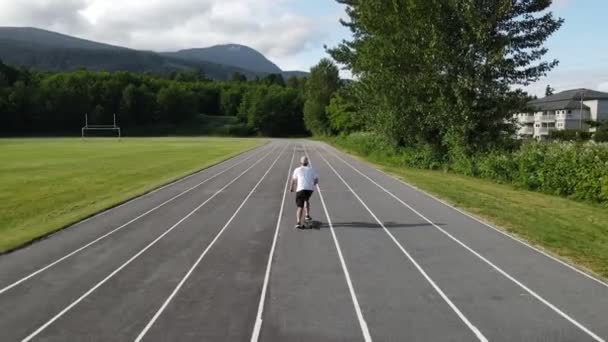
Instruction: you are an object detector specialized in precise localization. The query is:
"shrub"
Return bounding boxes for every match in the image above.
[594,125,608,143]
[549,129,592,142]
[330,133,608,204]
[224,123,252,137]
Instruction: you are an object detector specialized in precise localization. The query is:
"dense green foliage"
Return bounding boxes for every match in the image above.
[594,123,608,143]
[329,0,562,155]
[303,59,341,136]
[329,132,608,204]
[239,85,306,136]
[548,129,592,142]
[0,60,308,137]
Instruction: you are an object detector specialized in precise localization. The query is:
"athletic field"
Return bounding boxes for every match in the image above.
[0,138,265,252]
[0,141,607,341]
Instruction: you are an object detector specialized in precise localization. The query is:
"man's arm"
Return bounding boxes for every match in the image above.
[290,169,297,192]
[290,178,297,192]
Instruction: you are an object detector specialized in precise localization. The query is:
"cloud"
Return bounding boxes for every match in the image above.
[0,0,331,69]
[524,68,608,96]
[0,0,90,32]
[598,82,608,92]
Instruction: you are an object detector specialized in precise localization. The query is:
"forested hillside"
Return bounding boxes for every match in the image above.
[0,60,308,137]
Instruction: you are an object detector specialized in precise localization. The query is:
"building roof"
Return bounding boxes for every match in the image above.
[527,88,608,111]
[530,99,589,111]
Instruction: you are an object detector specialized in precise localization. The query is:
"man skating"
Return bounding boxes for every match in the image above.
[290,156,319,229]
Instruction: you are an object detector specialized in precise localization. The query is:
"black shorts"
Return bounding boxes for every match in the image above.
[295,190,313,208]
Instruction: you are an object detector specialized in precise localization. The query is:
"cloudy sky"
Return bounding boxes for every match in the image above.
[0,0,350,72]
[525,0,608,96]
[0,0,606,95]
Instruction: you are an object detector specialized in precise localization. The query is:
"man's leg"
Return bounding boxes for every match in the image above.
[296,206,303,225]
[304,200,311,219]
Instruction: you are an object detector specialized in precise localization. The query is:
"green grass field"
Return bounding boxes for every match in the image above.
[0,138,265,253]
[331,146,608,280]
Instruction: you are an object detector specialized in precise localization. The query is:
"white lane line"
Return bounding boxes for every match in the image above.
[135,145,287,342]
[320,143,608,289]
[327,144,608,291]
[0,144,270,296]
[315,149,487,342]
[43,143,268,237]
[303,145,373,342]
[250,145,295,342]
[322,145,606,342]
[20,146,278,342]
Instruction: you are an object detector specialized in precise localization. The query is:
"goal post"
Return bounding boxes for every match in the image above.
[81,113,121,138]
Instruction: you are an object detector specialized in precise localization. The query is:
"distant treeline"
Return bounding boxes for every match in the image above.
[0,60,308,137]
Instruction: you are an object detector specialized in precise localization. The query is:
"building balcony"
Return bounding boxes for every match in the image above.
[519,126,534,135]
[536,127,557,135]
[519,116,535,123]
[535,115,556,122]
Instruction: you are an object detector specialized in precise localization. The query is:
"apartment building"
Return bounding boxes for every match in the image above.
[514,89,608,139]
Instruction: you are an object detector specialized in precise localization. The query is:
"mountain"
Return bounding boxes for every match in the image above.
[0,27,124,51]
[282,71,309,79]
[163,44,282,74]
[0,27,308,80]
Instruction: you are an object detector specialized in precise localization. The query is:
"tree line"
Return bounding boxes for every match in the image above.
[0,62,311,137]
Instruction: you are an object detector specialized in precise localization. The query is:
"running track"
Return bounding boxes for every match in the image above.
[1,141,607,341]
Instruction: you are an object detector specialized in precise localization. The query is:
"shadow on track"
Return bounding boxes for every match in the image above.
[315,222,442,230]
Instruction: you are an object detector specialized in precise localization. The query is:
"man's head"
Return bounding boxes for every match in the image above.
[300,156,309,166]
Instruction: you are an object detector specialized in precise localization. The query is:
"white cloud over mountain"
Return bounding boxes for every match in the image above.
[0,0,338,70]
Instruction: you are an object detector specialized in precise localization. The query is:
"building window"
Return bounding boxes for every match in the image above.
[568,110,572,114]
[548,123,555,128]
[535,124,540,127]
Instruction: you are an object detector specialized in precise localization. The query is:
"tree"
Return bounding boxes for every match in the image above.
[303,59,340,135]
[546,85,555,97]
[329,0,563,151]
[327,88,363,134]
[231,72,247,83]
[594,122,608,142]
[263,74,286,87]
[239,85,305,136]
[156,85,197,123]
[121,83,156,124]
[196,85,221,115]
[220,87,244,116]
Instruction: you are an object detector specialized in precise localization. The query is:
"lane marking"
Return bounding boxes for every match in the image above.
[320,143,608,289]
[250,145,295,342]
[303,145,373,342]
[321,144,605,342]
[0,144,270,296]
[20,147,279,342]
[314,148,487,342]
[135,145,287,342]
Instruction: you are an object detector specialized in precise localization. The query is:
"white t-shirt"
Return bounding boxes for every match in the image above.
[292,166,319,192]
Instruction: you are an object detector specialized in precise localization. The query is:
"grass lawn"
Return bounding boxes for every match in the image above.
[0,137,265,253]
[331,145,608,280]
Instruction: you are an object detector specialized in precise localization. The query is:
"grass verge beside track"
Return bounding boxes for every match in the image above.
[0,138,265,253]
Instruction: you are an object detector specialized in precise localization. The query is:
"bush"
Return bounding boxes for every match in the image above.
[595,125,608,142]
[330,132,608,204]
[477,152,517,183]
[224,123,252,137]
[549,129,592,142]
